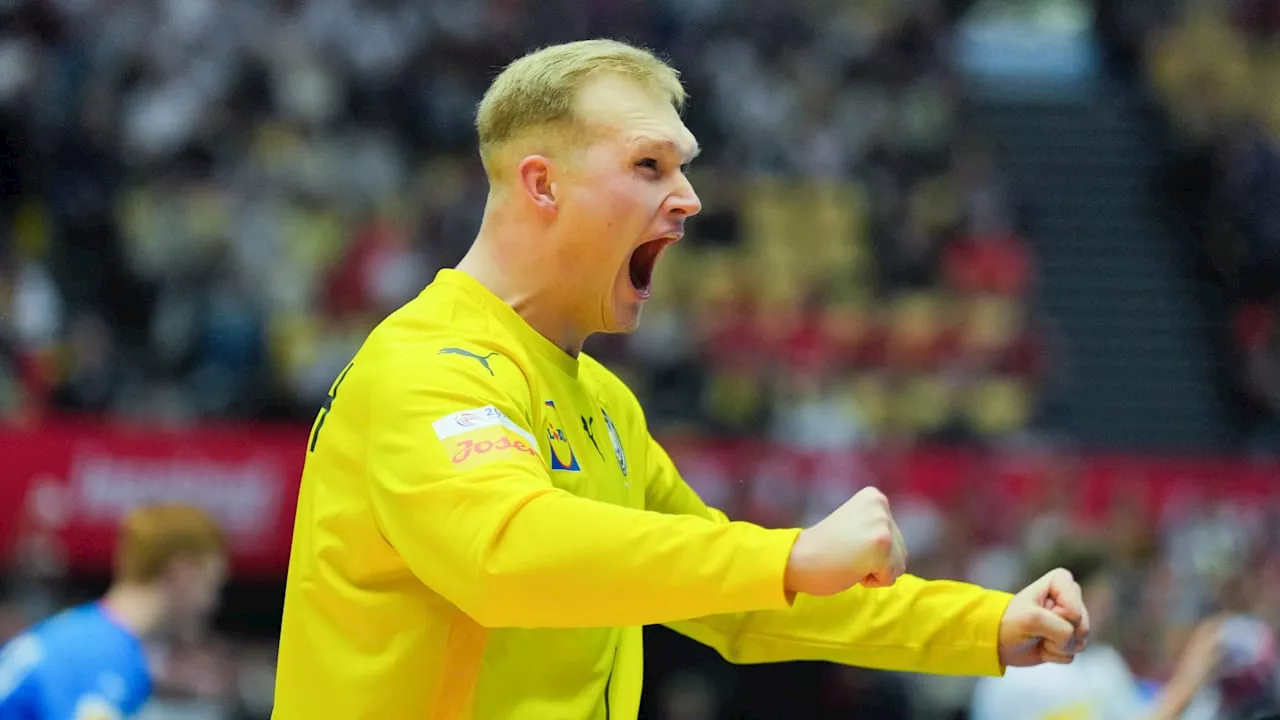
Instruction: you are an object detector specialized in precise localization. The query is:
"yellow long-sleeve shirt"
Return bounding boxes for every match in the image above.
[273,269,1013,719]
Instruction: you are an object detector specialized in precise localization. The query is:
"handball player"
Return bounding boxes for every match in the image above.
[0,503,226,718]
[273,39,1090,719]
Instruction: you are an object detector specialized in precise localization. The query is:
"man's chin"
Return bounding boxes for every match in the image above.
[602,300,644,335]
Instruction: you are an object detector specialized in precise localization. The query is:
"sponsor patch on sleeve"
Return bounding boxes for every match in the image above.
[434,406,539,469]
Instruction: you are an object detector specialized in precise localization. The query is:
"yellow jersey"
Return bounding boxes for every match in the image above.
[273,269,1013,719]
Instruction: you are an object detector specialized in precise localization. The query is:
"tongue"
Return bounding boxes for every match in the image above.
[629,240,663,290]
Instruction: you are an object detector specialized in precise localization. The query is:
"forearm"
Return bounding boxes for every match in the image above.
[666,574,1011,676]
[1143,672,1204,720]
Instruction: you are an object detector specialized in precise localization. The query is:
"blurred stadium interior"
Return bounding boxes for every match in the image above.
[3,0,1280,717]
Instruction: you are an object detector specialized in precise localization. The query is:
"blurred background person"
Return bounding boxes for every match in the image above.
[0,503,227,719]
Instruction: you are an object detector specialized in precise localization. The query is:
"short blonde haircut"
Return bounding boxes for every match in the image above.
[475,39,685,178]
[114,503,226,583]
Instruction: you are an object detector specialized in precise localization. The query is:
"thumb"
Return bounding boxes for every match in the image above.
[1023,607,1076,647]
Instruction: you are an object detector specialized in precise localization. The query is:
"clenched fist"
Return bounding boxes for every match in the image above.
[784,487,908,596]
[998,568,1091,667]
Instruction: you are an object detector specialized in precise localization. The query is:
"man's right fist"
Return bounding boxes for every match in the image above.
[783,487,908,596]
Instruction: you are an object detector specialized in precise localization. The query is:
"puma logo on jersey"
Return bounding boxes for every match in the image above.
[581,416,604,459]
[438,348,500,375]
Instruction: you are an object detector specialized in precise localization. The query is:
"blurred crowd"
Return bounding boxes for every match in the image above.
[0,0,1046,444]
[2,0,1280,718]
[1144,0,1280,440]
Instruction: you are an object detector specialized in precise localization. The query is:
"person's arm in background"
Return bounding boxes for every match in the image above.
[1141,618,1223,720]
[645,438,1012,677]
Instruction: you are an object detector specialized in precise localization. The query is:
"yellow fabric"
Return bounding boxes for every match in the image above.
[648,439,1012,675]
[274,269,1011,720]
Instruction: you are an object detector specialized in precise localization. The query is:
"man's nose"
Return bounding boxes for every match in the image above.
[668,175,702,218]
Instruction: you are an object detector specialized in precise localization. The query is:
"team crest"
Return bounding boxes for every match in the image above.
[543,401,581,472]
[601,408,627,477]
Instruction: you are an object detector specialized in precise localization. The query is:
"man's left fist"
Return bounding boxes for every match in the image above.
[998,568,1091,667]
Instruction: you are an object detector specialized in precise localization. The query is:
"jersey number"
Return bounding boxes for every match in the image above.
[309,362,354,453]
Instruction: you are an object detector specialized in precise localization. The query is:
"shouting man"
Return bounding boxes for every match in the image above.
[273,39,1089,719]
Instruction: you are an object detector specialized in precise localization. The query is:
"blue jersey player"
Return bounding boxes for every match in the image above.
[0,504,227,719]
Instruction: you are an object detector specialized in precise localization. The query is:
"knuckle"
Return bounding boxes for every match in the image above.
[859,487,888,504]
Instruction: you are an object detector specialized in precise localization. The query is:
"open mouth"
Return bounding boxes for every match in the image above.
[628,236,678,292]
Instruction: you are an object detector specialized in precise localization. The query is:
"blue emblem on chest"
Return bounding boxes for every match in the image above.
[542,400,581,472]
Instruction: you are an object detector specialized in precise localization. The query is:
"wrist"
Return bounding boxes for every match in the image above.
[784,528,811,595]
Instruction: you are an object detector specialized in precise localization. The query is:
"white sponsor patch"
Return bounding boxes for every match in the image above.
[433,406,536,445]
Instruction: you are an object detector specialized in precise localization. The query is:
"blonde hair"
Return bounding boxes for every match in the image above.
[475,39,685,179]
[114,503,226,583]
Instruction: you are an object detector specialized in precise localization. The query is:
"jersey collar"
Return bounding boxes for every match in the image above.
[433,269,580,378]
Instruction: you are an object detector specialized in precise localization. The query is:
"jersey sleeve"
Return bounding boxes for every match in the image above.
[363,334,801,629]
[646,438,1011,676]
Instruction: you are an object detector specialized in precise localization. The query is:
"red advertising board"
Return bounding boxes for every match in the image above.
[0,421,310,578]
[1,422,1278,578]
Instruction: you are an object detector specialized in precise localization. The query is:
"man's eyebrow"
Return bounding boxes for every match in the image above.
[639,138,701,163]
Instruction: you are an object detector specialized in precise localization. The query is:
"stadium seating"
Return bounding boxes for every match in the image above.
[1144,1,1280,429]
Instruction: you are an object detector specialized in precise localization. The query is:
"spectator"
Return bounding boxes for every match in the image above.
[0,0,1050,445]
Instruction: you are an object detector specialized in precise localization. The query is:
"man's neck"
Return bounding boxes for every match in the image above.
[456,231,588,357]
[100,583,166,639]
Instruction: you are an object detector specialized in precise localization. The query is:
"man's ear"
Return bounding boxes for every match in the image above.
[517,155,557,213]
[164,555,197,584]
